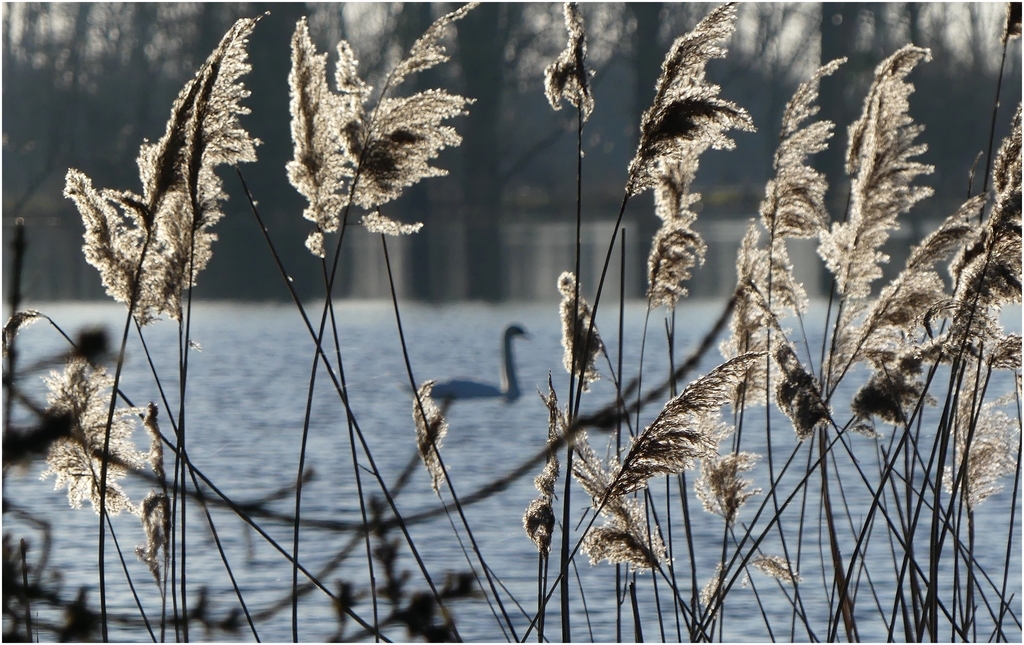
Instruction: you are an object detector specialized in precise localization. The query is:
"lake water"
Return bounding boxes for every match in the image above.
[4,299,1021,642]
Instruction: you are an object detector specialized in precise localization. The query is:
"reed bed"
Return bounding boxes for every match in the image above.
[3,2,1021,642]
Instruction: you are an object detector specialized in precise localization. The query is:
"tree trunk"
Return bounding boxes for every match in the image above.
[456,2,505,301]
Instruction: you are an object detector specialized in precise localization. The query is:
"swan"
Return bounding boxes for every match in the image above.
[430,324,528,403]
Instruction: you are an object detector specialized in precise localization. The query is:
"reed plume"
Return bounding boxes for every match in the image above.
[544,2,594,122]
[942,104,1021,354]
[943,388,1020,509]
[135,491,169,584]
[287,6,474,256]
[646,154,708,308]
[846,196,984,424]
[637,3,754,307]
[700,563,724,608]
[751,554,801,584]
[626,2,754,197]
[2,310,42,358]
[558,271,603,391]
[39,358,145,515]
[725,59,845,358]
[695,423,761,526]
[819,46,933,300]
[65,17,260,323]
[413,380,449,493]
[773,341,829,440]
[572,433,666,570]
[523,377,563,555]
[580,497,666,571]
[1003,1,1022,45]
[610,353,761,497]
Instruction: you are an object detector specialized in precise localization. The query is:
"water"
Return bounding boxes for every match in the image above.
[4,300,1021,642]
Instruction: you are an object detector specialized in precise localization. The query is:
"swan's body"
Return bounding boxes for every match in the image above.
[431,325,527,403]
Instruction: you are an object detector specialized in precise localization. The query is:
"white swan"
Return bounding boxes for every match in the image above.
[431,325,528,402]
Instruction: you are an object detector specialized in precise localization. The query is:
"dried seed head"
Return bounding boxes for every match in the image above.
[580,498,666,570]
[751,554,801,584]
[611,353,761,497]
[288,17,353,245]
[851,350,935,426]
[647,158,707,309]
[700,562,725,608]
[135,491,169,583]
[288,7,474,255]
[819,46,933,301]
[695,448,761,526]
[523,497,555,556]
[544,2,594,121]
[989,333,1022,370]
[761,58,844,239]
[1003,2,1022,45]
[67,17,260,324]
[3,310,42,358]
[773,342,829,440]
[142,402,166,487]
[362,211,423,236]
[944,388,1020,508]
[536,375,563,498]
[39,358,145,515]
[558,272,603,390]
[627,3,754,197]
[412,380,449,493]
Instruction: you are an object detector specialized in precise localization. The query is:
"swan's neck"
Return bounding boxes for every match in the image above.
[502,333,520,401]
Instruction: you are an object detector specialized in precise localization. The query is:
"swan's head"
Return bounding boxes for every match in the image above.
[505,324,529,341]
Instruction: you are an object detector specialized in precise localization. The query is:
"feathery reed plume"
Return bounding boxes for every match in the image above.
[558,271,603,391]
[626,2,754,197]
[720,60,845,362]
[751,554,801,584]
[762,58,844,240]
[580,497,666,570]
[942,105,1021,353]
[287,6,474,256]
[819,46,933,302]
[389,3,478,87]
[700,562,724,608]
[773,341,829,440]
[65,17,260,323]
[39,358,144,514]
[988,333,1022,370]
[851,350,934,425]
[536,376,563,499]
[719,223,804,406]
[610,353,761,497]
[845,196,985,423]
[523,377,563,555]
[142,402,166,487]
[135,491,169,583]
[572,430,618,503]
[569,432,666,569]
[288,17,354,258]
[957,104,1021,308]
[412,380,449,493]
[695,423,761,526]
[2,310,42,358]
[646,155,708,308]
[944,390,1020,509]
[362,211,424,236]
[1003,2,1022,45]
[544,2,594,122]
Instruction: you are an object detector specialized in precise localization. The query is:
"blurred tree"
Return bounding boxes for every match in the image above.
[456,2,506,301]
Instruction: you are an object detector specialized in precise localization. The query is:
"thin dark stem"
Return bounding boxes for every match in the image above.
[97,228,154,642]
[561,102,585,643]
